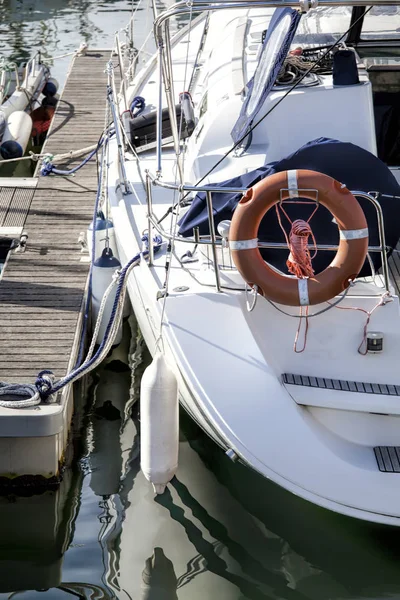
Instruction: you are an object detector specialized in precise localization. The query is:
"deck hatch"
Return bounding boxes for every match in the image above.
[282,373,400,397]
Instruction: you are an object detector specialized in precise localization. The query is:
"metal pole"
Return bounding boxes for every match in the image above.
[353,191,391,293]
[156,43,163,176]
[162,20,181,157]
[106,62,130,194]
[188,13,210,95]
[152,0,158,20]
[205,191,221,292]
[115,34,128,111]
[146,172,155,265]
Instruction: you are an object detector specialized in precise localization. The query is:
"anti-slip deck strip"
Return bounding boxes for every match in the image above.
[374,447,400,473]
[282,373,400,396]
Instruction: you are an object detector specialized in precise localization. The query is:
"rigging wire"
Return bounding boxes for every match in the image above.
[156,5,373,225]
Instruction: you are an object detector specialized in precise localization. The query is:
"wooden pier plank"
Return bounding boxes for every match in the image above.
[0,51,115,383]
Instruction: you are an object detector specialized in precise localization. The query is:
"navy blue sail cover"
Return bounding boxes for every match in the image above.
[178,138,400,275]
[231,7,301,145]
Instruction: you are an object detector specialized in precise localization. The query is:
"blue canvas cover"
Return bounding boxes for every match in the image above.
[231,7,301,145]
[178,138,400,276]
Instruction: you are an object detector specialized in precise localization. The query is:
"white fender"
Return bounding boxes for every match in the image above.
[0,111,33,159]
[140,352,179,494]
[1,63,47,118]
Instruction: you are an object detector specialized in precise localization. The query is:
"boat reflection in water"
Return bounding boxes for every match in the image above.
[4,320,400,599]
[92,321,400,600]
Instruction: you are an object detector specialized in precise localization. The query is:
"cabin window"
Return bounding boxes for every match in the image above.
[293,8,352,46]
[361,7,400,40]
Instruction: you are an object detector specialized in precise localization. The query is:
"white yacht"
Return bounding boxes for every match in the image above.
[106,2,400,526]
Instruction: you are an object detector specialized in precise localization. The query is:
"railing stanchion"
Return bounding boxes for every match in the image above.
[205,191,221,292]
[146,172,155,265]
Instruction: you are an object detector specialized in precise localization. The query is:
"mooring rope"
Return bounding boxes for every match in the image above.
[0,234,162,409]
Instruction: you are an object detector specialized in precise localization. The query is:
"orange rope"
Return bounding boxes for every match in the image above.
[287,219,316,278]
[275,203,318,279]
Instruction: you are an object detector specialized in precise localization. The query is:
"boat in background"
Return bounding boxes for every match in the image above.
[104,1,400,526]
[0,52,57,173]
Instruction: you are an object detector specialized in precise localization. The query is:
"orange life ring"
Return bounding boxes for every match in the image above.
[229,169,368,306]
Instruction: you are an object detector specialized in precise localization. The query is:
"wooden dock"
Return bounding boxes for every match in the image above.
[0,51,112,383]
[0,50,115,483]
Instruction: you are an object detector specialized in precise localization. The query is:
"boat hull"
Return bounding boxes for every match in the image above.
[117,242,400,528]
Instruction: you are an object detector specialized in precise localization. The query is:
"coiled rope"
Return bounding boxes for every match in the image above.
[275,202,318,279]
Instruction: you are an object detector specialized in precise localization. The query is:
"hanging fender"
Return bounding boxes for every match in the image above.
[229,169,369,307]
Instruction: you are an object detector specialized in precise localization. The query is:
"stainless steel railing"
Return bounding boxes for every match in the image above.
[145,171,391,294]
[106,1,394,296]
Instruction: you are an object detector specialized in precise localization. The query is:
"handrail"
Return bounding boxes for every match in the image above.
[109,1,394,296]
[107,63,130,194]
[145,172,391,294]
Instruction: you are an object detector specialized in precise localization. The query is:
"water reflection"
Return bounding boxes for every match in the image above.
[0,471,83,595]
[0,0,169,86]
[2,317,400,599]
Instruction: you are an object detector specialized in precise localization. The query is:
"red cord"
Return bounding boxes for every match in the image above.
[275,203,318,279]
[328,292,391,355]
[294,306,309,353]
[274,203,390,355]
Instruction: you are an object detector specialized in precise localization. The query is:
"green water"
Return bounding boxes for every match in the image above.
[0,2,400,599]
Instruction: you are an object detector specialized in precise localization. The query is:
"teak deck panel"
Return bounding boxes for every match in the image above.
[0,51,114,383]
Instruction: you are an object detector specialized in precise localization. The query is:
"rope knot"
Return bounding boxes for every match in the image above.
[141,233,163,254]
[40,162,54,176]
[286,218,316,279]
[130,96,145,118]
[35,369,55,399]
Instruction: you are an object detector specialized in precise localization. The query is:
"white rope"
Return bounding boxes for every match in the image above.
[0,143,99,166]
[0,384,40,409]
[45,42,88,62]
[86,270,122,362]
[51,144,98,163]
[245,284,258,312]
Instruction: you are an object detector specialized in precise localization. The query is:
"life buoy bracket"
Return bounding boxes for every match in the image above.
[229,169,368,307]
